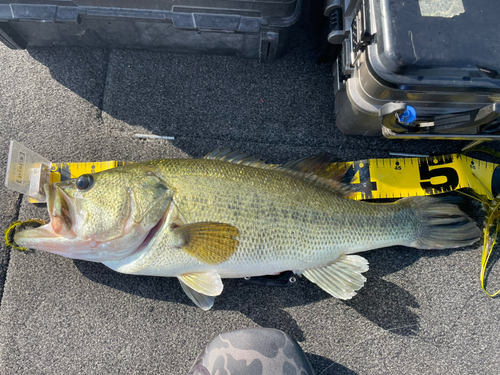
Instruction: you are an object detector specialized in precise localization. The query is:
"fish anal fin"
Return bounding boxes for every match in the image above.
[302,255,369,300]
[173,222,239,265]
[178,271,224,310]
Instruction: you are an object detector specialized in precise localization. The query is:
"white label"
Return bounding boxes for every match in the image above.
[419,0,465,18]
[4,140,52,202]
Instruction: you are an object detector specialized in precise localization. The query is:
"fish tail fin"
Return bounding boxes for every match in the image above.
[399,196,481,250]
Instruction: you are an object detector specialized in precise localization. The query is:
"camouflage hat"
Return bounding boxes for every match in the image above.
[189,328,315,375]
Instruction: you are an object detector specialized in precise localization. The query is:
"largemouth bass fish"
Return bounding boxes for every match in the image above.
[15,150,481,310]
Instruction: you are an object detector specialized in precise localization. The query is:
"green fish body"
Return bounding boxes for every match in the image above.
[15,150,481,309]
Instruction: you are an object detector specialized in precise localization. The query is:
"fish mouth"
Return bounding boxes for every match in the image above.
[46,183,75,237]
[14,181,167,261]
[13,183,76,250]
[14,185,166,261]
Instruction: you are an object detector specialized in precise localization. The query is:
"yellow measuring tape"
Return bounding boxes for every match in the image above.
[48,161,132,184]
[335,154,496,200]
[28,154,500,297]
[47,154,497,198]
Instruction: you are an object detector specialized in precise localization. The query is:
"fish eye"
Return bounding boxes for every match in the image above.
[75,174,94,191]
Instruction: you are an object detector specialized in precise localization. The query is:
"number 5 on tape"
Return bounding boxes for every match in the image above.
[340,154,497,200]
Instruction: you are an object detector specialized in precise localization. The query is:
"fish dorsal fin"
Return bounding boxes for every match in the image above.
[178,271,223,310]
[204,148,269,169]
[205,149,351,197]
[172,222,239,265]
[276,154,352,197]
[302,255,369,299]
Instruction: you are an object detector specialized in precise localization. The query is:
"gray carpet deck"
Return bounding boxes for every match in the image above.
[0,12,499,375]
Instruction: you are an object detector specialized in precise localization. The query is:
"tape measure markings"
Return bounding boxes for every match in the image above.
[39,154,500,203]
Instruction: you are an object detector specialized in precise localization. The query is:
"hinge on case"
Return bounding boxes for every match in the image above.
[350,0,372,63]
[379,102,500,142]
[325,0,345,45]
[333,54,349,93]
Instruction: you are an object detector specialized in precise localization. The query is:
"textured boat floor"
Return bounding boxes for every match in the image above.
[0,9,499,375]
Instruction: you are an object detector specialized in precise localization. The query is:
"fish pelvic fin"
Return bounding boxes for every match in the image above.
[178,271,224,310]
[399,196,481,249]
[302,255,369,299]
[172,222,239,265]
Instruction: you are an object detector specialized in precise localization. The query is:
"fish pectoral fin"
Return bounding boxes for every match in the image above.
[173,222,239,265]
[302,255,369,300]
[178,271,224,310]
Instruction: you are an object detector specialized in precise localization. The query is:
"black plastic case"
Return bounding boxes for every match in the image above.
[329,0,500,136]
[0,0,300,62]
